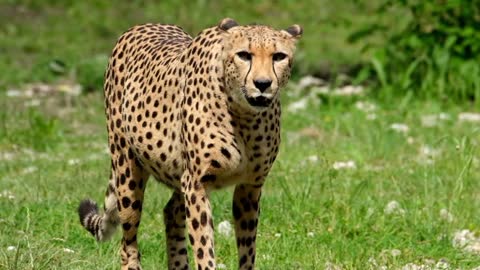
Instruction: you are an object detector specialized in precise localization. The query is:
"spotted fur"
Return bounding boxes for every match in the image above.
[78,18,302,270]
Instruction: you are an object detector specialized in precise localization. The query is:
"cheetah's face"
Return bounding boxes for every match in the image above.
[222,21,302,112]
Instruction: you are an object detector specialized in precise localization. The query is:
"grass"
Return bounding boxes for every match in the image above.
[1,1,480,269]
[0,88,479,269]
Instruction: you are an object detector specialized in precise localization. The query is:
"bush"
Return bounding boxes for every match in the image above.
[351,0,480,102]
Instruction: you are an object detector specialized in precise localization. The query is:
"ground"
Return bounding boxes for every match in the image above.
[0,82,479,269]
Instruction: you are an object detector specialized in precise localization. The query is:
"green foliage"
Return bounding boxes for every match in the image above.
[1,91,480,268]
[0,108,63,151]
[0,1,390,91]
[351,0,480,102]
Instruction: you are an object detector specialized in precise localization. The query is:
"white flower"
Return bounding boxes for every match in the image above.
[7,246,16,251]
[21,166,38,174]
[68,159,80,166]
[390,249,401,257]
[438,113,450,120]
[384,200,405,216]
[417,145,440,165]
[332,161,356,170]
[307,232,314,237]
[325,262,343,270]
[407,137,415,144]
[355,101,377,112]
[217,263,227,269]
[217,220,232,237]
[0,190,15,200]
[439,209,454,223]
[261,254,272,261]
[274,233,281,238]
[435,259,449,270]
[390,123,409,133]
[63,248,75,253]
[420,146,440,157]
[402,263,428,270]
[458,112,480,123]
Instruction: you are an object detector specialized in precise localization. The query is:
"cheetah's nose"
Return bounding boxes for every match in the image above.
[253,79,272,93]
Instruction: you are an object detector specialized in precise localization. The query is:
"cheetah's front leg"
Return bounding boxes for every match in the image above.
[164,191,190,270]
[183,173,216,269]
[233,184,262,270]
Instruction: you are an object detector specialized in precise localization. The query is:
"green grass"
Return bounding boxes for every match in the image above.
[0,88,479,269]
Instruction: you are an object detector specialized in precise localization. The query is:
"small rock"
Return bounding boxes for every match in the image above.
[297,75,325,90]
[458,112,480,123]
[63,248,75,253]
[332,161,356,170]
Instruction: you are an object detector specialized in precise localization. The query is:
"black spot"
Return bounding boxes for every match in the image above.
[200,211,207,226]
[122,222,132,231]
[197,248,204,259]
[241,220,248,230]
[189,234,195,245]
[239,255,247,266]
[201,174,216,182]
[211,160,221,168]
[192,218,199,230]
[120,174,126,185]
[122,197,131,208]
[233,202,242,220]
[128,180,136,190]
[132,200,142,210]
[220,147,231,159]
[190,193,197,204]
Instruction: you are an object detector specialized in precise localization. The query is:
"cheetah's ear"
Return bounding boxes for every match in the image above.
[282,24,303,39]
[218,18,238,31]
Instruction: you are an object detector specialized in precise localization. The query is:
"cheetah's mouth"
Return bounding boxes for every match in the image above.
[245,95,272,107]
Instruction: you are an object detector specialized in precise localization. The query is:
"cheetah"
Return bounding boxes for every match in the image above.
[78,18,302,270]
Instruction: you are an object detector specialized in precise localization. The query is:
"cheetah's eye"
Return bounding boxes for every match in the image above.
[272,53,287,62]
[236,51,252,61]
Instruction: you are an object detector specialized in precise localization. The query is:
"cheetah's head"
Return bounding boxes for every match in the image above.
[219,18,302,112]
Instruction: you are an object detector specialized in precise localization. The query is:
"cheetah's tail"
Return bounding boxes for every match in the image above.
[78,191,119,241]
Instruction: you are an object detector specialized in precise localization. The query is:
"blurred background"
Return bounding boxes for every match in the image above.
[1,0,480,101]
[1,1,480,269]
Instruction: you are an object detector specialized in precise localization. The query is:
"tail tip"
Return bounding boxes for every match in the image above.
[78,199,98,224]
